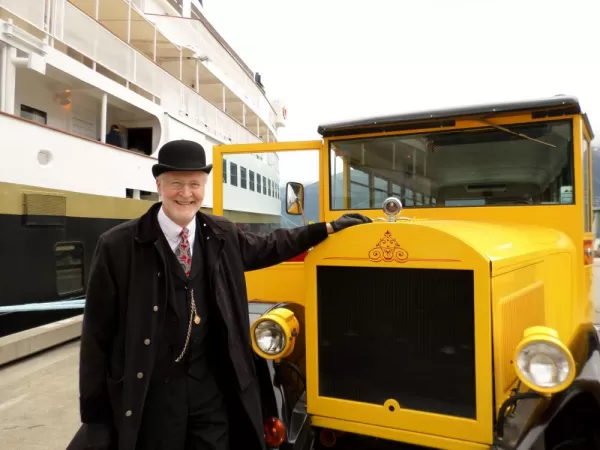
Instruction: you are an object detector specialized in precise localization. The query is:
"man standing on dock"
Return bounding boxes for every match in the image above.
[68,140,370,450]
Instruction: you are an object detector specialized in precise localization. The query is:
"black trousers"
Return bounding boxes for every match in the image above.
[135,368,229,450]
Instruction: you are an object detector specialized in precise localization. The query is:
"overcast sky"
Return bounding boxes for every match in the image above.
[204,0,600,182]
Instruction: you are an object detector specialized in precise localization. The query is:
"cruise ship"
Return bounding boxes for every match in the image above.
[0,0,287,333]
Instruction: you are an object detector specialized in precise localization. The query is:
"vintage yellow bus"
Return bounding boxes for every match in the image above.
[212,95,598,450]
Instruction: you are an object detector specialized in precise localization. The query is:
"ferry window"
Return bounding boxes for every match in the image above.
[330,120,575,209]
[240,167,247,189]
[268,179,272,197]
[373,176,388,207]
[56,242,85,296]
[349,168,369,208]
[249,170,255,191]
[223,158,228,183]
[257,173,262,193]
[262,175,267,194]
[20,105,47,125]
[230,162,238,186]
[405,189,414,206]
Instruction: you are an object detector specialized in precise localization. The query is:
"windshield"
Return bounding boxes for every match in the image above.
[329,120,574,209]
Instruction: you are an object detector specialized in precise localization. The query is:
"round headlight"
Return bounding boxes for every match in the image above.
[251,307,300,360]
[255,320,286,355]
[516,342,571,387]
[514,327,575,393]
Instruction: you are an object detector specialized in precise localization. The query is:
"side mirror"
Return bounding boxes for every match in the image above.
[286,182,305,216]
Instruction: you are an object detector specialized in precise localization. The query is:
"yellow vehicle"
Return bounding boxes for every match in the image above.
[212,95,598,450]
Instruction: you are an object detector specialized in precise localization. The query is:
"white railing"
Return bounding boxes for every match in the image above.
[187,19,278,131]
[49,1,260,144]
[0,0,264,145]
[150,14,278,132]
[0,0,46,31]
[59,3,135,82]
[180,82,259,144]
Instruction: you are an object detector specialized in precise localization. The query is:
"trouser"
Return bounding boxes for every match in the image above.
[135,371,229,450]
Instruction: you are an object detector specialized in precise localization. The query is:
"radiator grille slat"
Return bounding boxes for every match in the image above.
[317,266,476,419]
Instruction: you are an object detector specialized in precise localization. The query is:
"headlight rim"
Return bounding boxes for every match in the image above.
[250,307,299,360]
[513,327,576,394]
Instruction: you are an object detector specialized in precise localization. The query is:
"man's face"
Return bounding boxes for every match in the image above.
[157,171,208,227]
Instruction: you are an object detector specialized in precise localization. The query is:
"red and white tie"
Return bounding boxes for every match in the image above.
[175,228,192,277]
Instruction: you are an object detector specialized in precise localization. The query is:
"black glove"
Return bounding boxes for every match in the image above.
[330,213,372,232]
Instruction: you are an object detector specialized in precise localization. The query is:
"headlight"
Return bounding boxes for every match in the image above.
[255,321,286,355]
[514,326,575,394]
[251,307,299,360]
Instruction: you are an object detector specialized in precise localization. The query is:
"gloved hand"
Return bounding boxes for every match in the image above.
[330,213,372,232]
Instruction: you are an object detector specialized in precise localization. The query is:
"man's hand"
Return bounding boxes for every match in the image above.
[328,213,372,233]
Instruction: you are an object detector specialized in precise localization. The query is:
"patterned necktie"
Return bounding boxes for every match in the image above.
[175,228,192,277]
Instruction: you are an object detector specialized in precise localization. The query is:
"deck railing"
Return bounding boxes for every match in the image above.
[0,0,263,145]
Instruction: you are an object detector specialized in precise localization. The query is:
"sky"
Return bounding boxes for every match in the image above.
[203,0,600,183]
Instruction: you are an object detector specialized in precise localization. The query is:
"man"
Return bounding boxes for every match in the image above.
[68,140,371,450]
[106,124,125,148]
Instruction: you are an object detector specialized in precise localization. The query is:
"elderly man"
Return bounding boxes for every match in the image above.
[69,140,371,450]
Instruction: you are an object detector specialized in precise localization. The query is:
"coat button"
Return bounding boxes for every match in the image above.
[153,305,158,312]
[137,372,144,379]
[144,339,151,346]
[158,272,162,277]
[125,410,132,417]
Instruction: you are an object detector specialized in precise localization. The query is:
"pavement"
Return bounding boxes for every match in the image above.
[1,262,600,449]
[0,340,80,450]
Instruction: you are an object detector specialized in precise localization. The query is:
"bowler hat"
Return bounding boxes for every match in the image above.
[152,140,213,178]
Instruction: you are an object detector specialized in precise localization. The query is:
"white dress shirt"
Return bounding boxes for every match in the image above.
[157,206,196,256]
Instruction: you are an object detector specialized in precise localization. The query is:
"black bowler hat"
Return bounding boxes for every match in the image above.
[152,140,213,178]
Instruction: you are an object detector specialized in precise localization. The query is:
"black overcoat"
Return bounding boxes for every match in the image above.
[68,202,329,450]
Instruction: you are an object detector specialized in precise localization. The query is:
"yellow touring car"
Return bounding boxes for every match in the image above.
[213,95,598,450]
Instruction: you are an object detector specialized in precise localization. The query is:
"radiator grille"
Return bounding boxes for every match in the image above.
[317,265,476,419]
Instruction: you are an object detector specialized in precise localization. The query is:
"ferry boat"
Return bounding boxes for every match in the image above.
[0,0,287,335]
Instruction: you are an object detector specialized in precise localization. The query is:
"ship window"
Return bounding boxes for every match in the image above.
[230,162,238,186]
[249,170,255,191]
[268,179,272,197]
[20,105,47,125]
[223,158,228,183]
[56,242,85,296]
[240,167,247,189]
[262,175,267,194]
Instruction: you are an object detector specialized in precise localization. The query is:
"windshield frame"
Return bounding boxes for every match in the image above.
[326,117,576,212]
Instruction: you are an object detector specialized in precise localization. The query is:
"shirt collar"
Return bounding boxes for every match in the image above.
[157,206,196,243]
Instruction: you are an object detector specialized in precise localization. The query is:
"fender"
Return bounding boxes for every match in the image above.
[495,324,600,450]
[249,301,314,450]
